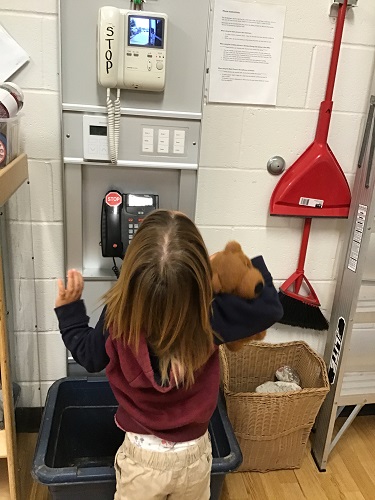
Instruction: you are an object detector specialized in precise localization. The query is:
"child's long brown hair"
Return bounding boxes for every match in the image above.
[104,210,214,387]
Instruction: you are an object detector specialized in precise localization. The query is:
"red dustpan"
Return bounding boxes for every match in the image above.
[270,0,351,218]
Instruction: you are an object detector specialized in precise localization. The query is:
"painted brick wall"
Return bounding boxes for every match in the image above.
[1,0,374,406]
[1,0,65,407]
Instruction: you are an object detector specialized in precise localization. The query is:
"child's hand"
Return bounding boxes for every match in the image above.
[55,269,84,308]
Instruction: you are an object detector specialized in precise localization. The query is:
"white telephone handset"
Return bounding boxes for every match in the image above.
[98,7,122,89]
[97,7,168,163]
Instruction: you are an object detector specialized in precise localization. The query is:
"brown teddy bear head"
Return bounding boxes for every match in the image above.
[211,241,266,350]
[211,241,264,299]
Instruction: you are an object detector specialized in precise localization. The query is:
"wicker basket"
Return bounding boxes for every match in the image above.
[219,341,329,472]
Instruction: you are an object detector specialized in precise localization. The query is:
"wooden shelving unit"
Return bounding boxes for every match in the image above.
[0,154,28,499]
[0,154,28,207]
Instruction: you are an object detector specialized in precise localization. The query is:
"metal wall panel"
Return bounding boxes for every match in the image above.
[63,112,201,166]
[60,0,210,374]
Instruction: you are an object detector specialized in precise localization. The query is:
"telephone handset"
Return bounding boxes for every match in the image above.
[101,190,159,259]
[101,191,124,258]
[98,6,168,164]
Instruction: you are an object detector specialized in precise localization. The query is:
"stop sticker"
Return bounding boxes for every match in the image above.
[105,191,122,207]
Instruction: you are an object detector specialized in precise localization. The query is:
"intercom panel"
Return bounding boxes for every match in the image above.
[98,7,168,91]
[60,0,210,114]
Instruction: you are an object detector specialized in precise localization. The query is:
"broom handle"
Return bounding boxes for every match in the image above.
[315,0,347,144]
[295,218,312,291]
[325,0,347,102]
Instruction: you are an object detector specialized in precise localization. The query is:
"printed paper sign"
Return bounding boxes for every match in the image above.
[208,0,286,105]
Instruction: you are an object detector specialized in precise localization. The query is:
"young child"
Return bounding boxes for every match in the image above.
[55,210,283,500]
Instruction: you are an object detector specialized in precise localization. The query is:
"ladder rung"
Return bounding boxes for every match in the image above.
[354,311,375,323]
[338,372,375,405]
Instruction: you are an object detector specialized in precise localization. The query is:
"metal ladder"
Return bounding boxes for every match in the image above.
[311,95,375,471]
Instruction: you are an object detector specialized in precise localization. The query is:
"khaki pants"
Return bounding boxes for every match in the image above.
[114,431,212,500]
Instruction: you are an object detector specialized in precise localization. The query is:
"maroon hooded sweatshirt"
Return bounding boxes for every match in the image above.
[105,330,220,442]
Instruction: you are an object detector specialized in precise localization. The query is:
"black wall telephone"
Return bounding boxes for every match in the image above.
[101,190,159,259]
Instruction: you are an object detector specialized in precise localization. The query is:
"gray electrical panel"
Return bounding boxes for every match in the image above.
[60,0,211,373]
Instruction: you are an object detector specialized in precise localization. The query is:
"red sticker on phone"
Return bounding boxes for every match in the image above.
[105,191,122,207]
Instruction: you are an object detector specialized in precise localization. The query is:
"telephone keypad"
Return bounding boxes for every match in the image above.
[128,218,143,242]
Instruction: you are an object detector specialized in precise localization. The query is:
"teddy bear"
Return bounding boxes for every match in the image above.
[211,241,267,351]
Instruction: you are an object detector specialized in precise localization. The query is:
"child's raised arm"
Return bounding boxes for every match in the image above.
[55,269,110,372]
[211,256,283,345]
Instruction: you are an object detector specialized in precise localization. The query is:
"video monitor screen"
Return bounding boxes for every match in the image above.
[128,16,164,48]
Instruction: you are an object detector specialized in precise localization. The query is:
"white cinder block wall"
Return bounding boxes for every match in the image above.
[1,0,375,407]
[197,0,375,355]
[1,0,66,408]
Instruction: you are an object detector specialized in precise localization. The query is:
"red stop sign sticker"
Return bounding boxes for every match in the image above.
[105,192,122,207]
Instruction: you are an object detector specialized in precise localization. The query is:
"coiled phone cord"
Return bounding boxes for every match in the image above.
[106,88,116,164]
[107,88,121,164]
[114,88,121,160]
[112,257,120,279]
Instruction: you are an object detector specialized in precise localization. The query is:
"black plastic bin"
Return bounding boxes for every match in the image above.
[32,377,242,500]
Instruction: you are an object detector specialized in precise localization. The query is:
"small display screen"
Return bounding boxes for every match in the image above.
[90,125,107,136]
[128,16,164,48]
[127,194,154,207]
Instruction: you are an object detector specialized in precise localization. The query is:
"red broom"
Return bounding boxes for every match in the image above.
[277,218,329,330]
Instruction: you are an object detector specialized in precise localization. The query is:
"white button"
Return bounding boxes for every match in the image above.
[158,144,169,153]
[143,136,154,145]
[156,61,164,70]
[173,145,184,154]
[159,129,170,139]
[143,128,154,137]
[158,137,169,146]
[142,144,154,153]
[174,130,185,140]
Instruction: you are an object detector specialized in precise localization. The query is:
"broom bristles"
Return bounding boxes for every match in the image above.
[278,291,329,331]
